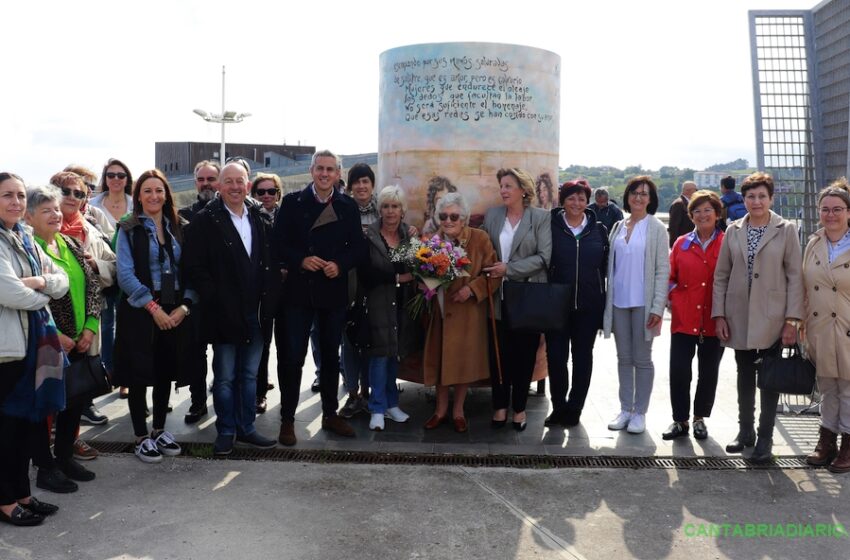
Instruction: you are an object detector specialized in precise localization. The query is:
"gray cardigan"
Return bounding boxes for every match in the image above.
[602,214,669,341]
[481,205,552,320]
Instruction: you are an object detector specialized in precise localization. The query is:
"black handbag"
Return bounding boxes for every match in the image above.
[502,280,571,332]
[757,341,816,395]
[345,295,371,351]
[65,355,112,409]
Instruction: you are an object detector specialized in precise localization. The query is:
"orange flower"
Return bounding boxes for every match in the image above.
[430,253,451,276]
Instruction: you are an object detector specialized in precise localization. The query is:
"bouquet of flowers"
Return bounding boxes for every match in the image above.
[390,234,471,318]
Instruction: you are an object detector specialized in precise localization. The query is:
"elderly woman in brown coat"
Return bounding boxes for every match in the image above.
[422,192,497,433]
[803,179,850,472]
[712,172,804,463]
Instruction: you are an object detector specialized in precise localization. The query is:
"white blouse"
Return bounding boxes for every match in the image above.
[612,217,648,308]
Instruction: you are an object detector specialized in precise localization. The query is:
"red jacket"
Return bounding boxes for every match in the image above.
[669,230,724,337]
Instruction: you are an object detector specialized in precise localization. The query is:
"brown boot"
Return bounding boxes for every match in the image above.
[807,426,838,466]
[278,421,296,447]
[829,433,850,474]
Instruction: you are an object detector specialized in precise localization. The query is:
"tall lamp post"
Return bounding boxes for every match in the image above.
[193,65,251,165]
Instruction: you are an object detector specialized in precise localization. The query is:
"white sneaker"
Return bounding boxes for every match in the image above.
[369,413,385,431]
[135,438,163,464]
[627,413,646,434]
[608,410,632,431]
[153,430,182,456]
[384,407,410,423]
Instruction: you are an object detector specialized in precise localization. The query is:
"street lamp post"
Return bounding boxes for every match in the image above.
[193,65,251,165]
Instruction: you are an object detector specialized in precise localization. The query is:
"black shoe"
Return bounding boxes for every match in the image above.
[750,437,774,464]
[235,431,277,449]
[184,403,208,424]
[311,376,321,393]
[726,429,756,453]
[36,467,78,494]
[662,422,689,440]
[692,420,708,440]
[562,409,581,427]
[544,409,567,428]
[58,458,96,482]
[19,496,58,516]
[80,404,108,425]
[213,434,234,456]
[491,418,507,429]
[0,505,43,526]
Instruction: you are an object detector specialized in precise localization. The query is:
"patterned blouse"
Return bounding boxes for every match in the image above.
[746,224,767,288]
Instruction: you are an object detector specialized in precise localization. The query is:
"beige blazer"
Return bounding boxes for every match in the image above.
[481,205,552,321]
[712,211,804,350]
[803,229,850,379]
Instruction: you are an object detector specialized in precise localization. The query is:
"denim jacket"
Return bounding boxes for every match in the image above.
[116,214,197,308]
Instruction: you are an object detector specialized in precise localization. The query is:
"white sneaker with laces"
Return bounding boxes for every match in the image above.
[153,430,182,456]
[135,438,163,464]
[626,413,646,434]
[607,410,632,431]
[384,407,410,423]
[369,413,385,431]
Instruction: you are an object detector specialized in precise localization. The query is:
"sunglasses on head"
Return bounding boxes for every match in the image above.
[106,172,127,180]
[255,187,278,196]
[438,212,461,222]
[60,186,87,200]
[196,176,217,183]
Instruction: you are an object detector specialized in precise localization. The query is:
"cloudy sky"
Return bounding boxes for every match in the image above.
[1,0,809,183]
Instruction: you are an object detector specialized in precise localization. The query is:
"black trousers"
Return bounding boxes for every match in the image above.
[0,360,32,505]
[31,402,85,470]
[545,308,600,415]
[256,314,274,400]
[187,308,209,408]
[489,319,540,413]
[669,333,723,422]
[129,327,179,437]
[735,349,780,438]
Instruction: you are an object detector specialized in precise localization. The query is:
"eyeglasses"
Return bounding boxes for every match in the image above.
[629,190,650,198]
[59,186,87,200]
[85,183,96,192]
[255,188,278,196]
[196,176,217,183]
[106,172,127,180]
[820,206,848,216]
[438,213,461,222]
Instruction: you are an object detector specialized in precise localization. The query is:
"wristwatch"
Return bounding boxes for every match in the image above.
[179,304,191,316]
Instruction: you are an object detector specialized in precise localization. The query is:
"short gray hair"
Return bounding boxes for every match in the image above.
[595,187,610,199]
[377,185,406,212]
[26,185,62,215]
[435,192,469,221]
[311,149,341,170]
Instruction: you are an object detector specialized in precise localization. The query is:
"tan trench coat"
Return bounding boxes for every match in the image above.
[422,227,498,386]
[712,211,804,350]
[803,229,850,379]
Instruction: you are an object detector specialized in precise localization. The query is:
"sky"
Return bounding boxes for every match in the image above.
[1,0,813,184]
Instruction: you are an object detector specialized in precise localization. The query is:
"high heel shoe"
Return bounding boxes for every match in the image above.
[491,419,507,429]
[512,414,527,432]
[424,414,447,430]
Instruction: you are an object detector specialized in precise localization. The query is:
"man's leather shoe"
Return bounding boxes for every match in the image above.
[36,467,78,494]
[58,458,95,482]
[544,409,567,428]
[256,397,267,414]
[749,437,773,464]
[236,431,277,449]
[725,429,756,453]
[662,422,689,440]
[322,415,355,437]
[278,421,296,446]
[184,404,208,424]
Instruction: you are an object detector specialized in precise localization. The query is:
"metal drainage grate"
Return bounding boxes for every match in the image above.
[87,441,813,470]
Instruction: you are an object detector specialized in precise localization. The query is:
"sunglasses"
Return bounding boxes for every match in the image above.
[196,176,217,183]
[255,188,278,196]
[438,213,461,222]
[60,186,87,200]
[106,172,128,180]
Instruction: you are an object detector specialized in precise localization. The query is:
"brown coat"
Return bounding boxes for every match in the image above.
[422,227,498,386]
[712,211,804,350]
[803,230,850,379]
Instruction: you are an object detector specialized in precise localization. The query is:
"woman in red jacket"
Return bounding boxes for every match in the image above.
[663,190,725,441]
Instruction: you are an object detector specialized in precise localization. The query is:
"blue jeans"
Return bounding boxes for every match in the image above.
[100,293,117,374]
[368,356,400,414]
[277,306,346,422]
[212,315,263,437]
[341,333,369,395]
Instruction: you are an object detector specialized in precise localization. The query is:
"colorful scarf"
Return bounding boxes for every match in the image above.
[60,211,87,243]
[0,223,67,421]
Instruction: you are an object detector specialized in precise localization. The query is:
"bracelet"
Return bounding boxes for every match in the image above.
[145,300,161,315]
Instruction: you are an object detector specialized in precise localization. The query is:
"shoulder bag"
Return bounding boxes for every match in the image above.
[757,341,816,396]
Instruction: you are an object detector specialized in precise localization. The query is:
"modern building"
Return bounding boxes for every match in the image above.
[749,0,850,237]
[693,171,751,189]
[154,141,315,177]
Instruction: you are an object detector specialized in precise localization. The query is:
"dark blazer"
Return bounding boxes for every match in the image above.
[549,208,609,315]
[182,197,279,345]
[273,184,367,309]
[178,196,211,223]
[668,195,694,247]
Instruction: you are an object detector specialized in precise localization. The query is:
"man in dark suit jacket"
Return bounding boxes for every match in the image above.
[183,161,279,456]
[668,181,697,247]
[273,150,367,446]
